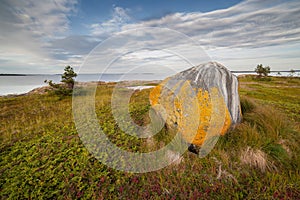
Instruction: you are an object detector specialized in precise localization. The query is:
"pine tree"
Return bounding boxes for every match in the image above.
[255,64,270,77]
[45,66,77,97]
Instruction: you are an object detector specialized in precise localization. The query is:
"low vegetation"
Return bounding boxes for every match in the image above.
[1,76,299,199]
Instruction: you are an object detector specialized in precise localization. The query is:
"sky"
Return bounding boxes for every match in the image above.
[0,0,300,74]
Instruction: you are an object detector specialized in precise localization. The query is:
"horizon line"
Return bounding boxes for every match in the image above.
[1,70,300,76]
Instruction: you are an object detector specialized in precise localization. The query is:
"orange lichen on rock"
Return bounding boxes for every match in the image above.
[149,78,170,106]
[149,61,242,148]
[175,81,200,145]
[191,88,213,145]
[181,87,231,146]
[149,81,233,146]
[220,105,232,135]
[149,83,162,106]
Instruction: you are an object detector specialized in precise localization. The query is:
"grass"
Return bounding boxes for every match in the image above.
[1,77,300,199]
[239,76,300,122]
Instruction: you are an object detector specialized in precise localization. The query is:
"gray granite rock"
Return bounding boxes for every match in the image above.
[150,61,242,147]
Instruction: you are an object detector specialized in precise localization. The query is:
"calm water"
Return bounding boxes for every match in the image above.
[0,73,168,95]
[0,72,298,95]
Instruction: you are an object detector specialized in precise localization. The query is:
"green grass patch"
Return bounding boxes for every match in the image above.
[1,78,299,199]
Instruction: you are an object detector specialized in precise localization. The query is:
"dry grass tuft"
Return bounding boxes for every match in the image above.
[278,139,291,157]
[240,146,276,172]
[212,157,238,183]
[166,150,184,165]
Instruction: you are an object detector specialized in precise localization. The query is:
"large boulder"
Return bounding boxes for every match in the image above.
[149,62,242,147]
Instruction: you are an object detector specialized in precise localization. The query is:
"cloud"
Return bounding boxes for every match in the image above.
[104,0,300,71]
[1,0,300,74]
[6,0,77,38]
[80,0,300,73]
[0,0,77,73]
[122,0,300,49]
[79,26,211,74]
[90,6,131,36]
[47,35,99,60]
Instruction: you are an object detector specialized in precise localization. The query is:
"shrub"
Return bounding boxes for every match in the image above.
[255,64,270,77]
[45,66,77,97]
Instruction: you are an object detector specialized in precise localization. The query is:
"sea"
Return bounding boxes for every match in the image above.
[0,73,167,96]
[0,72,298,96]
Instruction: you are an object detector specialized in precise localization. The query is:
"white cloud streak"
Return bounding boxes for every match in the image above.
[122,0,300,49]
[1,0,300,73]
[0,0,77,73]
[90,6,131,36]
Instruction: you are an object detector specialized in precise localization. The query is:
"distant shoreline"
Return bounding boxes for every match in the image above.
[231,70,300,73]
[0,73,156,76]
[1,70,299,76]
[0,80,162,97]
[1,73,299,97]
[0,74,28,76]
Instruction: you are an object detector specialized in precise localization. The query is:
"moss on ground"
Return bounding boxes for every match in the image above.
[0,77,299,199]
